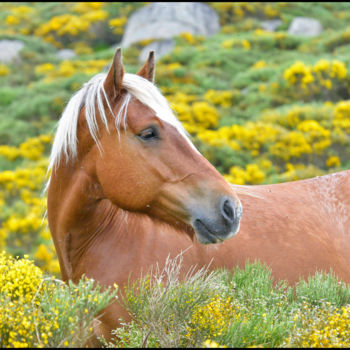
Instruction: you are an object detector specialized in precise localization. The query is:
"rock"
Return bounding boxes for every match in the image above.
[56,49,76,60]
[261,19,282,32]
[0,40,24,63]
[139,39,175,63]
[122,2,220,48]
[241,87,249,96]
[288,17,323,37]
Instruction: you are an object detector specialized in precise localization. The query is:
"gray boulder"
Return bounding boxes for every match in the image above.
[261,19,282,32]
[122,2,220,48]
[56,49,76,60]
[0,40,24,63]
[139,39,175,63]
[288,17,323,37]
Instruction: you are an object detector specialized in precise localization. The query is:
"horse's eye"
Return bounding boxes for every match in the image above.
[138,126,159,141]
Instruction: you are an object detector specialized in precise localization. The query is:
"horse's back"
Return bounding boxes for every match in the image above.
[203,170,350,284]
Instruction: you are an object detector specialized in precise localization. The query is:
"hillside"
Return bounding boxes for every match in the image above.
[1,2,350,347]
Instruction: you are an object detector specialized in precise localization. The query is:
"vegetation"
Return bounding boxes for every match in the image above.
[102,256,350,348]
[1,1,350,347]
[0,251,117,348]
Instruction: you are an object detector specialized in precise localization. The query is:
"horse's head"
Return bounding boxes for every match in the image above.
[51,49,242,244]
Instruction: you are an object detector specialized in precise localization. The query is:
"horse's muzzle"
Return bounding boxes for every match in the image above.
[191,196,242,244]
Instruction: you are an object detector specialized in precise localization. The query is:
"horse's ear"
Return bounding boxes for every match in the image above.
[137,51,155,83]
[104,48,124,100]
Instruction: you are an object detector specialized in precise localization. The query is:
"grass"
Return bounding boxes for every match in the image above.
[102,257,350,348]
[4,252,350,348]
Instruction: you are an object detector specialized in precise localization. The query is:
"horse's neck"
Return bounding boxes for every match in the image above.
[48,162,106,280]
[48,163,198,283]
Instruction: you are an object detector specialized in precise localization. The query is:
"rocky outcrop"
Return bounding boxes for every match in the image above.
[121,2,220,61]
[261,19,282,32]
[56,49,76,60]
[288,17,323,37]
[139,39,175,63]
[0,40,24,63]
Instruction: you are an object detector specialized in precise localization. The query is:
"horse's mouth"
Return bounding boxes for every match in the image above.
[193,219,223,244]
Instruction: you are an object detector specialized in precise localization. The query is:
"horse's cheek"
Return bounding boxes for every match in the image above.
[95,162,158,210]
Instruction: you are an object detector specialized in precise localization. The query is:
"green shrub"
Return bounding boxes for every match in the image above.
[105,259,350,348]
[0,251,117,348]
[295,271,350,307]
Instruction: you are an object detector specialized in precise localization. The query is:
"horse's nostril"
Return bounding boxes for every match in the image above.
[222,198,235,222]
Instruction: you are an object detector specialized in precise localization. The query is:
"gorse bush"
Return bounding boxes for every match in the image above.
[0,251,117,348]
[286,303,350,347]
[114,254,224,348]
[186,295,244,346]
[283,59,349,101]
[0,135,56,274]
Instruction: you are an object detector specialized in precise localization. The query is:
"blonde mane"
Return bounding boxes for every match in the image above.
[48,72,196,175]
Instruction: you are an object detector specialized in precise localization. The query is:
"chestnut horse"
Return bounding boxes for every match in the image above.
[47,48,242,340]
[47,48,350,341]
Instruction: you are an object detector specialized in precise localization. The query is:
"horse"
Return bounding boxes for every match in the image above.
[47,48,242,341]
[47,48,350,342]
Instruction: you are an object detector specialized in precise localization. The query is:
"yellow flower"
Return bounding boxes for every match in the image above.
[0,64,10,76]
[204,89,235,107]
[35,244,53,263]
[188,295,241,342]
[245,164,266,184]
[72,42,93,55]
[168,62,182,70]
[204,339,219,348]
[334,100,350,119]
[108,16,128,34]
[191,102,219,129]
[283,61,312,85]
[73,2,103,13]
[302,72,314,85]
[180,32,199,44]
[323,79,332,89]
[242,39,251,50]
[5,15,20,25]
[252,60,267,69]
[221,39,235,49]
[82,10,108,23]
[259,84,267,92]
[35,63,55,75]
[326,156,341,168]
